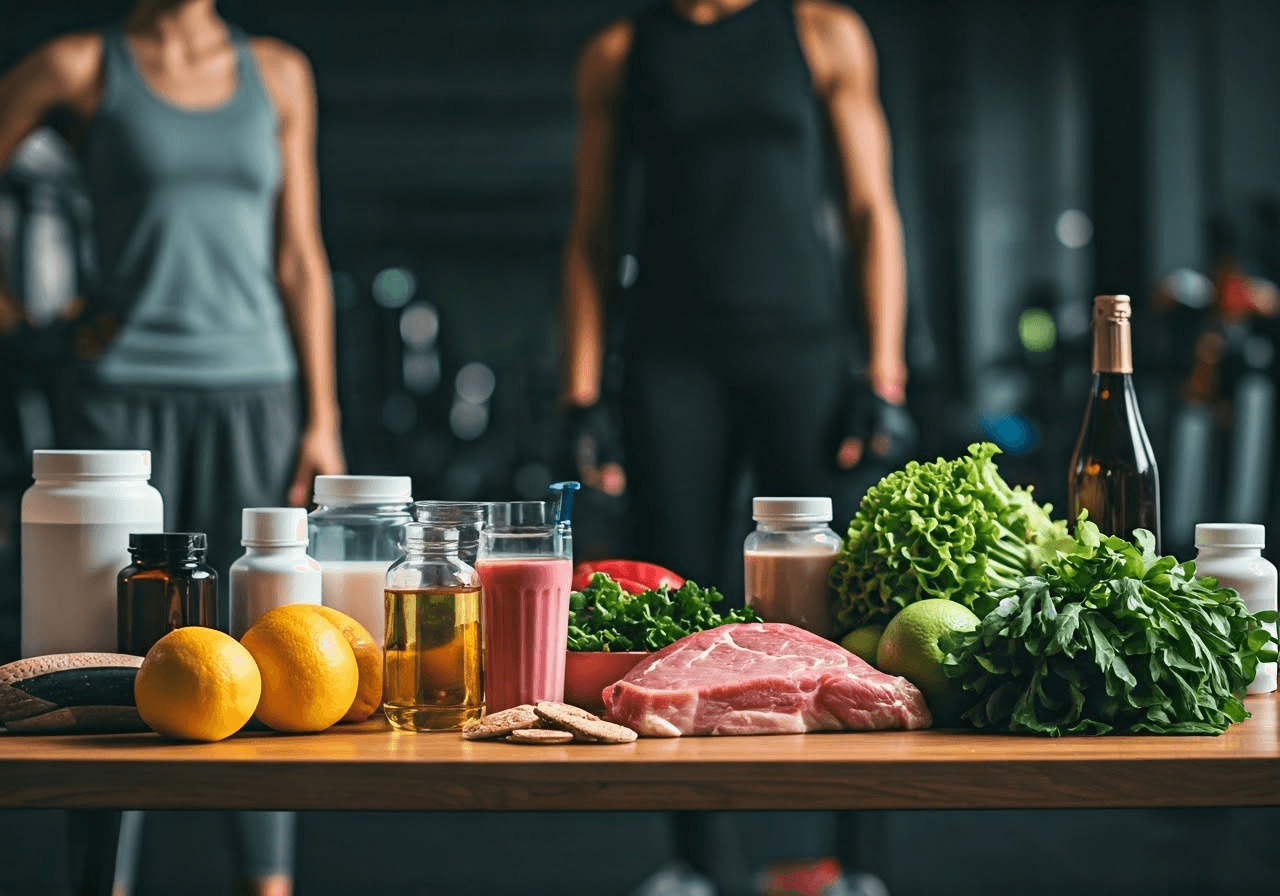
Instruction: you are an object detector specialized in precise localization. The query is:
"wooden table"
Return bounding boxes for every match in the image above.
[3,692,1277,813]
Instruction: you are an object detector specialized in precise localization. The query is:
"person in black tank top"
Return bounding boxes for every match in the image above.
[563,0,911,587]
[562,3,909,894]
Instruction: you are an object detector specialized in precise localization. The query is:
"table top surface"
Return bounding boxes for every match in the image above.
[2,694,1277,812]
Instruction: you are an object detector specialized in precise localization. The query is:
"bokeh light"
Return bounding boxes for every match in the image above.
[455,362,496,404]
[1055,209,1094,249]
[400,302,439,347]
[979,411,1038,455]
[449,400,489,440]
[1018,308,1057,354]
[403,351,441,394]
[372,267,416,309]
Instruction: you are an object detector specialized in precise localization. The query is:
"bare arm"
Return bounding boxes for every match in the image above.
[798,3,907,403]
[561,21,632,408]
[254,39,345,503]
[0,35,100,333]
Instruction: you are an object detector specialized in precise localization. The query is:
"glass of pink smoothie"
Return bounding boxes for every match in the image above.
[476,501,573,713]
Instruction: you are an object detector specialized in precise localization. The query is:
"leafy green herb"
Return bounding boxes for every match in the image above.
[831,442,1073,631]
[567,572,761,652]
[939,520,1279,735]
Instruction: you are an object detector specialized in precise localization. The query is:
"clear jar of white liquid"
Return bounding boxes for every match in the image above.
[308,475,413,644]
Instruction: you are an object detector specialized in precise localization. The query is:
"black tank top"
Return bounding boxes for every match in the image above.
[621,0,842,340]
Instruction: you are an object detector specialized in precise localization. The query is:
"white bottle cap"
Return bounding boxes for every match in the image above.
[752,497,833,523]
[1195,523,1265,549]
[32,449,151,479]
[313,475,412,506]
[242,507,309,547]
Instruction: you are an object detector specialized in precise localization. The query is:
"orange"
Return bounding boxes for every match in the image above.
[299,605,383,722]
[134,627,261,742]
[875,599,980,725]
[240,604,359,733]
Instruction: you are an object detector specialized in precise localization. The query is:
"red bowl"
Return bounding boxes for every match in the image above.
[562,651,649,715]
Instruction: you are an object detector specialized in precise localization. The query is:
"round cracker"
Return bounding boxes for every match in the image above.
[507,728,574,744]
[534,702,638,744]
[534,701,600,722]
[461,704,539,740]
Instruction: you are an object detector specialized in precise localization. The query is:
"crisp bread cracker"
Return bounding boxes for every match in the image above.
[534,701,638,744]
[507,728,574,744]
[461,704,539,740]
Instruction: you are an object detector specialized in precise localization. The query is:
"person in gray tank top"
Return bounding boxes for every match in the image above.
[0,2,345,895]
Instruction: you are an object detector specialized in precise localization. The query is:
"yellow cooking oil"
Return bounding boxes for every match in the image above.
[383,586,484,731]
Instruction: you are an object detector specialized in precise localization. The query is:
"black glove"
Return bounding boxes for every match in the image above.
[836,379,917,470]
[564,400,624,474]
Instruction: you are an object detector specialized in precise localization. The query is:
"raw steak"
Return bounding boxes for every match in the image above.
[602,622,931,736]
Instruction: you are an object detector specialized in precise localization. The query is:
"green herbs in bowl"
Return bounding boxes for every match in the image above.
[567,572,761,652]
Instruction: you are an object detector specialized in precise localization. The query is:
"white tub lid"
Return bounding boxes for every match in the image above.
[1195,523,1265,549]
[33,450,151,479]
[313,475,412,505]
[752,496,833,522]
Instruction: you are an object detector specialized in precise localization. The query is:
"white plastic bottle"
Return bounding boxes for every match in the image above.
[21,450,164,656]
[1195,523,1277,694]
[229,508,322,638]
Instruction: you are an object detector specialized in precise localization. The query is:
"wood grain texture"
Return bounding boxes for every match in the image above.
[1,694,1276,812]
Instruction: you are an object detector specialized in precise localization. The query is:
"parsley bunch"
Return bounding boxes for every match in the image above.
[567,572,761,652]
[939,521,1278,735]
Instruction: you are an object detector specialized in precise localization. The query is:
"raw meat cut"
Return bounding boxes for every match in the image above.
[602,622,931,736]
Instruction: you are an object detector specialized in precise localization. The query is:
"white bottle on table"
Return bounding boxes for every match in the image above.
[21,450,163,656]
[229,508,322,638]
[1195,523,1277,694]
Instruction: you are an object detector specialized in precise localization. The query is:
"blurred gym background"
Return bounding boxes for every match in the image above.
[2,1,1279,894]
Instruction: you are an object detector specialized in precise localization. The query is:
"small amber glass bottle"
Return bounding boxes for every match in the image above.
[117,533,219,655]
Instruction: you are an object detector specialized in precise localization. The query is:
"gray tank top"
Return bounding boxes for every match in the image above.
[78,25,295,387]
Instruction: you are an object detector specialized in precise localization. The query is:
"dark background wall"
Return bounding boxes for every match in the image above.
[4,0,1280,559]
[2,2,1280,894]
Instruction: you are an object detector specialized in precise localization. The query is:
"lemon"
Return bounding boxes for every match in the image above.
[840,624,884,665]
[134,627,261,742]
[875,599,980,725]
[301,605,384,723]
[241,604,359,733]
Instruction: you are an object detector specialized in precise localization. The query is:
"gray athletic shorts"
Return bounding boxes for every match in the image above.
[54,377,300,887]
[55,378,300,601]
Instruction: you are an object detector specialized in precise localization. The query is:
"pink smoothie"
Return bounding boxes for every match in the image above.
[476,556,573,713]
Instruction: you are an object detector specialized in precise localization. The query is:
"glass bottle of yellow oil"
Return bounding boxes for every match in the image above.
[383,523,483,731]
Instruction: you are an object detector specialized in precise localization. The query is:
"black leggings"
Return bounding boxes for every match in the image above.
[622,335,880,591]
[623,336,885,890]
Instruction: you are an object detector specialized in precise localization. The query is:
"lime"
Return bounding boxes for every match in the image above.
[839,624,884,665]
[875,599,980,725]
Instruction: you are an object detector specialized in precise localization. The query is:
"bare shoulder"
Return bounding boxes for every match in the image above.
[574,18,634,109]
[247,36,314,116]
[18,31,104,101]
[793,1,876,92]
